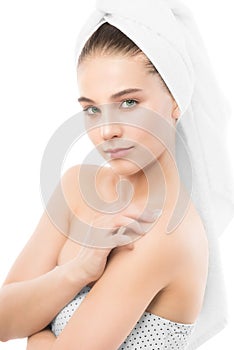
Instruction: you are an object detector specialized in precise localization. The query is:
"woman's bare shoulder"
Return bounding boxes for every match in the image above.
[181,198,208,247]
[66,164,114,189]
[69,164,117,208]
[163,197,209,274]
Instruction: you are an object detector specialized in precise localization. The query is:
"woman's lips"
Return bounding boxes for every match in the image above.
[106,146,134,158]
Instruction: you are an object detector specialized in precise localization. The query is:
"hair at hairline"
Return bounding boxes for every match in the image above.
[77,22,171,94]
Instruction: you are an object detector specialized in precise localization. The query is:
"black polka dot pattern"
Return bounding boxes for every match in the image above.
[51,286,196,349]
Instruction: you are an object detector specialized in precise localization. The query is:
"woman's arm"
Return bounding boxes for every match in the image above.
[0,165,90,341]
[27,327,56,350]
[0,260,90,342]
[0,163,144,342]
[49,221,185,350]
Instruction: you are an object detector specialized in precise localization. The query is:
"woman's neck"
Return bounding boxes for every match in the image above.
[114,148,181,212]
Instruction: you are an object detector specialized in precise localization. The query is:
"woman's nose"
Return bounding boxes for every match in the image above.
[99,103,123,140]
[100,121,122,140]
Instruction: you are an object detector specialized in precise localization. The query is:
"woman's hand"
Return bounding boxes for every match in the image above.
[62,206,161,284]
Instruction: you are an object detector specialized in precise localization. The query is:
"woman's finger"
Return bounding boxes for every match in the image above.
[117,216,145,235]
[113,232,133,246]
[118,205,162,222]
[137,208,163,222]
[111,226,133,249]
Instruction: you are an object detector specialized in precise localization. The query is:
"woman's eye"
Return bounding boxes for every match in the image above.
[121,99,138,108]
[83,106,100,115]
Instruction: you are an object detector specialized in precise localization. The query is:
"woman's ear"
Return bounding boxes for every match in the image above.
[172,101,180,121]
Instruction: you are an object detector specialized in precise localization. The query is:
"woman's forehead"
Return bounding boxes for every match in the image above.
[77,55,162,90]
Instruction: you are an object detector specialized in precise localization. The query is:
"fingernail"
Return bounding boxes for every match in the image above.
[117,226,127,235]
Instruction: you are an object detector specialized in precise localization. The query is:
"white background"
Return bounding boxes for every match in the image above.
[0,1,233,349]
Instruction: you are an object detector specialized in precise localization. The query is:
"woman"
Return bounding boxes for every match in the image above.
[0,20,208,350]
[1,0,232,349]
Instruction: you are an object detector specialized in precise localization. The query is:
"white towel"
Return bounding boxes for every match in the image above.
[73,0,234,348]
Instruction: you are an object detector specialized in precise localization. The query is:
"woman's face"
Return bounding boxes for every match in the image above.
[77,54,179,176]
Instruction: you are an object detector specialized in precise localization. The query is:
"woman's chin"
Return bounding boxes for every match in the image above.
[108,159,144,177]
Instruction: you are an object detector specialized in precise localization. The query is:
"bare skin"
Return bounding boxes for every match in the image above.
[0,165,142,341]
[74,54,208,324]
[26,162,209,350]
[1,54,209,349]
[57,164,209,322]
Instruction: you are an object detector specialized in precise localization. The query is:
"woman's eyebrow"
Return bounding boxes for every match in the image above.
[110,88,143,99]
[77,88,143,104]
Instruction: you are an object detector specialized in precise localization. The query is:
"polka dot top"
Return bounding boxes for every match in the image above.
[51,285,196,349]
